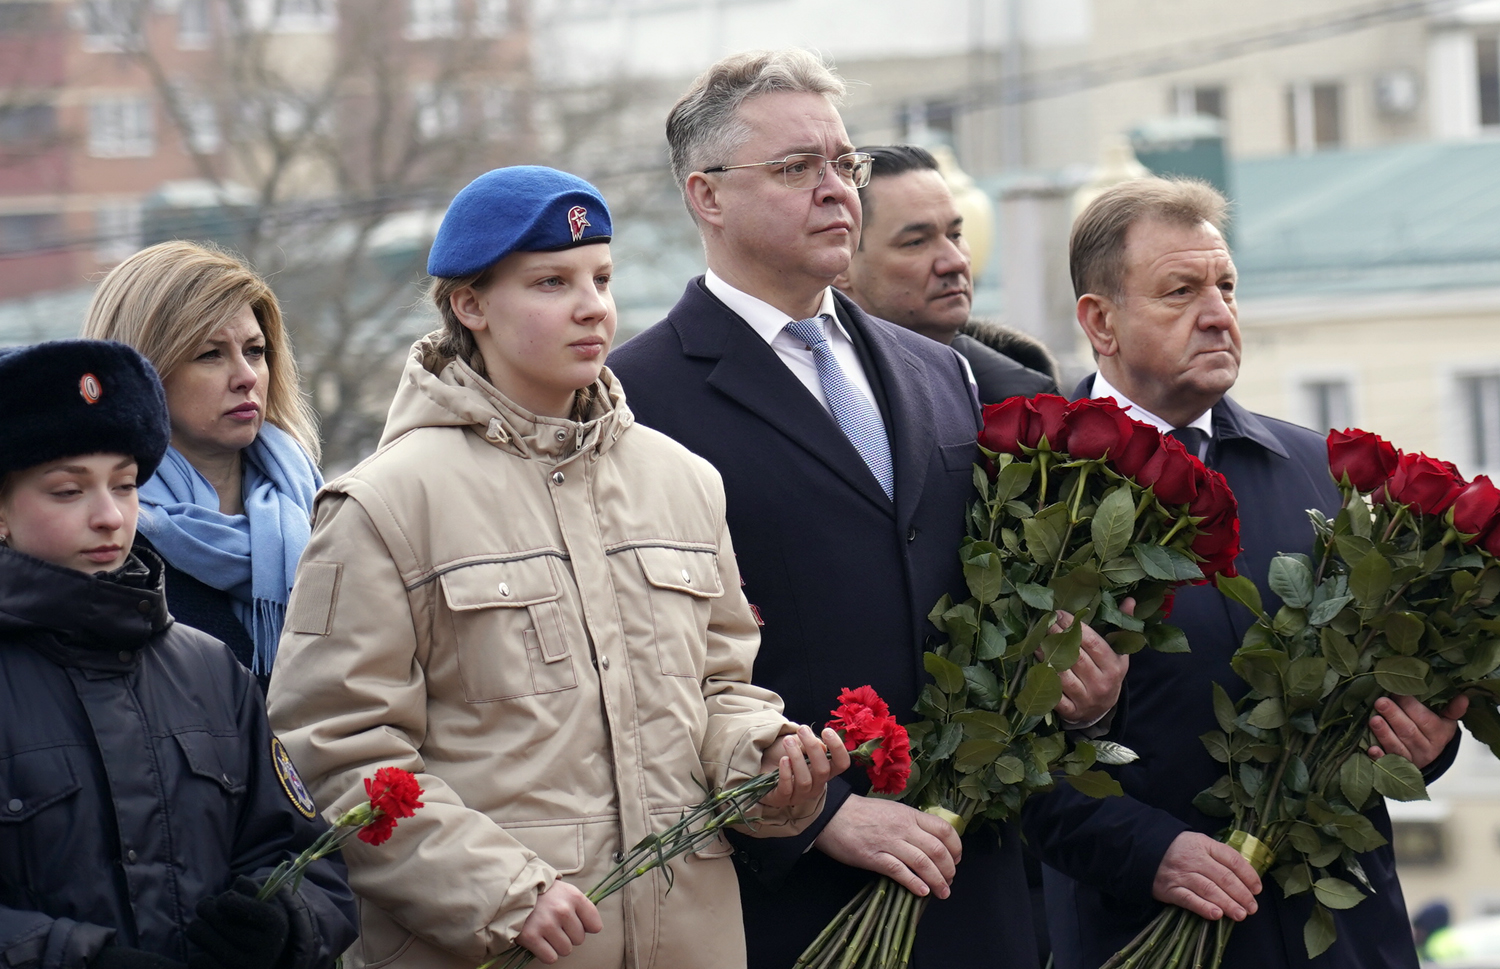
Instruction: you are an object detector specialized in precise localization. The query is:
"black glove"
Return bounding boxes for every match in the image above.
[92,948,188,969]
[186,877,290,969]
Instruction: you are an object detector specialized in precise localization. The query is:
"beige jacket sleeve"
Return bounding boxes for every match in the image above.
[268,488,552,961]
[696,512,825,836]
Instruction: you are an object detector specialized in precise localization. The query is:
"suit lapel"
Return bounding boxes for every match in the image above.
[671,280,895,513]
[834,294,937,531]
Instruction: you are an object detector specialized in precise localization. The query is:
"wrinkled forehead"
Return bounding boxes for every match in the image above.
[1123,217,1235,284]
[733,90,854,159]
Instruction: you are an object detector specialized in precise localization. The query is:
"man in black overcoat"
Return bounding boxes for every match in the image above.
[608,50,1127,969]
[1019,177,1465,969]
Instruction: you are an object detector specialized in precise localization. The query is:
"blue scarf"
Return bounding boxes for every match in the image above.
[138,423,322,674]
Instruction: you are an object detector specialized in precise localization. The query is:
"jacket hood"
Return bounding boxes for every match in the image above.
[379,332,634,461]
[0,543,173,655]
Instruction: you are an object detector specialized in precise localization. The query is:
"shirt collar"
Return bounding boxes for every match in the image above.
[704,268,847,345]
[1091,371,1214,438]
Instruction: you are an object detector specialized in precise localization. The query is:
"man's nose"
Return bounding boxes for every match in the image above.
[1198,287,1235,328]
[814,164,855,205]
[934,237,970,278]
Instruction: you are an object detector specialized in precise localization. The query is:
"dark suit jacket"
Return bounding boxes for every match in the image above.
[609,278,1039,969]
[1021,378,1457,969]
[951,333,1058,404]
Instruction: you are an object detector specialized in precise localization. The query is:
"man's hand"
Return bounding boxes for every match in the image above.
[1153,831,1262,922]
[515,881,603,965]
[1369,694,1468,770]
[1046,600,1132,725]
[814,795,962,899]
[757,725,851,813]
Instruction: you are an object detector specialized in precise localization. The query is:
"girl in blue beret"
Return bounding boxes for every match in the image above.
[267,166,848,969]
[0,340,357,969]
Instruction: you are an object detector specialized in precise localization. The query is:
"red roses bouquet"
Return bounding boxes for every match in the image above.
[1106,428,1500,969]
[796,394,1240,969]
[258,767,425,900]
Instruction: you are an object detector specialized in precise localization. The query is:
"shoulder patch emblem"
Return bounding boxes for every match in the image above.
[271,737,318,819]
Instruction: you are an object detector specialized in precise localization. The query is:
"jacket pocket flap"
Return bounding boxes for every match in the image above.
[939,440,978,471]
[174,731,247,794]
[441,558,561,611]
[0,747,80,822]
[503,821,584,876]
[635,546,724,599]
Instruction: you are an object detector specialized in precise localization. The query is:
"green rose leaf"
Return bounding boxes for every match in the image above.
[1200,730,1231,764]
[1269,556,1315,609]
[1273,863,1313,897]
[1371,753,1428,801]
[963,664,1004,708]
[954,739,1008,773]
[994,459,1034,504]
[1100,556,1148,586]
[1246,697,1287,729]
[953,710,1013,743]
[1042,619,1085,671]
[1211,681,1238,734]
[1147,622,1191,654]
[972,464,991,501]
[1349,551,1393,607]
[1373,656,1430,695]
[1320,628,1359,677]
[924,652,967,695]
[1063,769,1124,799]
[1304,904,1337,959]
[1051,568,1103,615]
[1091,485,1137,562]
[1307,595,1353,627]
[1383,611,1425,656]
[962,542,1006,605]
[1344,487,1373,539]
[1091,740,1139,766]
[1340,751,1374,808]
[1216,573,1266,619]
[976,621,1008,661]
[1460,640,1500,681]
[1462,701,1500,760]
[1016,583,1056,611]
[1312,877,1365,911]
[1024,505,1069,568]
[1286,656,1329,702]
[1015,664,1063,718]
[992,755,1026,784]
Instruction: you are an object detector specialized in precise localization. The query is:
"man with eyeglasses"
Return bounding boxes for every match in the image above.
[610,49,1124,969]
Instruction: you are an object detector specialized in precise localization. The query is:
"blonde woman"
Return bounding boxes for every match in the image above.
[83,241,321,683]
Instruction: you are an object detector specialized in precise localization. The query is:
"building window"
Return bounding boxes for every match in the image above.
[1287,81,1342,153]
[0,3,51,33]
[413,83,461,139]
[272,0,334,31]
[1172,84,1225,120]
[172,86,220,154]
[178,0,210,47]
[0,213,59,255]
[406,0,456,39]
[1392,820,1447,867]
[1461,373,1500,471]
[76,0,143,51]
[0,103,57,147]
[89,97,155,157]
[475,0,508,35]
[1480,34,1500,129]
[1298,378,1353,434]
[481,85,518,139]
[95,201,142,263]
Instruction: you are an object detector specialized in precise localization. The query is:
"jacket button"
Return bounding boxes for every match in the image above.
[117,651,132,663]
[612,850,624,863]
[498,582,510,597]
[680,569,692,584]
[552,471,565,485]
[555,429,567,442]
[126,849,137,863]
[908,527,918,543]
[600,656,610,671]
[5,799,20,813]
[137,600,152,615]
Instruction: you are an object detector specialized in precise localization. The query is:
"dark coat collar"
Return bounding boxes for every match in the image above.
[666,276,939,523]
[0,544,173,665]
[1070,373,1289,460]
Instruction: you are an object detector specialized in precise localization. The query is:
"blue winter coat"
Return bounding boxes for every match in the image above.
[0,546,357,969]
[1021,384,1457,969]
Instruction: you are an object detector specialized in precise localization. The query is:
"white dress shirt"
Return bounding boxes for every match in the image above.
[1091,372,1214,460]
[704,268,880,418]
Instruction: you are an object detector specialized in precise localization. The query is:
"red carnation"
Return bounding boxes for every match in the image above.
[1136,435,1200,505]
[1032,395,1070,452]
[1453,475,1500,538]
[1387,452,1465,516]
[358,768,424,845]
[978,398,1038,456]
[827,685,893,748]
[866,718,911,795]
[358,814,398,846]
[1060,397,1137,461]
[1327,428,1399,493]
[1111,420,1163,478]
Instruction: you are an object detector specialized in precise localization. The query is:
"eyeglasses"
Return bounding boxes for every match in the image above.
[701,152,874,190]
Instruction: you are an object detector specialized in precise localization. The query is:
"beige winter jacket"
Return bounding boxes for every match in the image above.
[267,336,812,969]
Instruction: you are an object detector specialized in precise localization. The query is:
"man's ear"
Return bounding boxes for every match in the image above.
[449,286,488,334]
[1077,294,1119,358]
[684,172,726,230]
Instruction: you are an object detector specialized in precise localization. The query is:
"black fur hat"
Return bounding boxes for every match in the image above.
[0,340,171,482]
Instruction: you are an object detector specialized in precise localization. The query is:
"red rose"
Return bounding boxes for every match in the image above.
[1193,510,1242,580]
[1454,475,1500,538]
[1136,436,1200,505]
[866,718,911,795]
[978,398,1038,455]
[1327,428,1399,493]
[1032,395,1070,452]
[1388,452,1464,516]
[1060,397,1136,461]
[827,685,893,747]
[1190,467,1237,521]
[1481,522,1500,558]
[1111,421,1162,478]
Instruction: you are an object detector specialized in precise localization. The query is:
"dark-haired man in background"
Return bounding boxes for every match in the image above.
[835,144,1058,404]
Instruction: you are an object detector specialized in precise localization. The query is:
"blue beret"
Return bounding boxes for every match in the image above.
[427,166,613,278]
[0,340,171,482]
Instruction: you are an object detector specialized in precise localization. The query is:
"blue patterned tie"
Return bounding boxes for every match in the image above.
[785,316,895,500]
